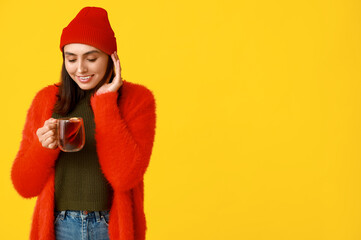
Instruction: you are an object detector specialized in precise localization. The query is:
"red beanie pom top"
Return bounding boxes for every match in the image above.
[60,6,117,55]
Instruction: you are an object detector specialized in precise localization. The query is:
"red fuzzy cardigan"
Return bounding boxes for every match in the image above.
[11,80,156,240]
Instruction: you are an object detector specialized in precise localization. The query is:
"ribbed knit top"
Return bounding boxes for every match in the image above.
[52,90,113,211]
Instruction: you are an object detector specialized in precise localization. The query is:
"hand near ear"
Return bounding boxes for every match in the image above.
[96,51,123,95]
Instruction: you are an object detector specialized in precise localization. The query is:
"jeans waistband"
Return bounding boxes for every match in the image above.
[55,210,110,222]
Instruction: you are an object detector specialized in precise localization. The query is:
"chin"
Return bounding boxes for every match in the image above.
[77,83,96,90]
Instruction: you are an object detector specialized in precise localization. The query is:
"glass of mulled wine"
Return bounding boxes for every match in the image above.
[57,117,85,152]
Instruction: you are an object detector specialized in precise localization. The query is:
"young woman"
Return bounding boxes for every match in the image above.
[11,7,156,240]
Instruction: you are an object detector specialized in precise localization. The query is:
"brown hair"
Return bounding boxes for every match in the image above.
[53,52,116,116]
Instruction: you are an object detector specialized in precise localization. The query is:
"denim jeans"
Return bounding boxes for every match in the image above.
[54,210,110,240]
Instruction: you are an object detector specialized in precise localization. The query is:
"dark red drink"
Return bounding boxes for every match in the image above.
[58,117,85,152]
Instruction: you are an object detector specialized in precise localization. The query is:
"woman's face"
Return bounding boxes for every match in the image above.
[63,43,109,90]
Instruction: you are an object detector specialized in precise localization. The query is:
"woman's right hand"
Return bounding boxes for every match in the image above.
[36,118,58,149]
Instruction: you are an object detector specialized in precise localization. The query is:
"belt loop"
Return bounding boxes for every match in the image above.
[95,211,101,222]
[60,210,66,220]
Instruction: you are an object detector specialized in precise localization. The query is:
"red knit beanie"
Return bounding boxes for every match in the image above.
[60,7,117,55]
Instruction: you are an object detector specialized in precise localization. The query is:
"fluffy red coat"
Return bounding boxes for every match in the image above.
[11,80,156,240]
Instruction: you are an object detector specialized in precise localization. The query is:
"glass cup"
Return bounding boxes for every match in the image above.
[57,117,85,152]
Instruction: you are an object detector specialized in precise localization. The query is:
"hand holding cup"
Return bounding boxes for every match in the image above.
[36,118,58,149]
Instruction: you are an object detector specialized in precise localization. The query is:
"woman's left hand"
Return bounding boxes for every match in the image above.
[95,51,123,95]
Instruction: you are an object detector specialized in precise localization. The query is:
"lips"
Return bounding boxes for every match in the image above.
[76,75,94,83]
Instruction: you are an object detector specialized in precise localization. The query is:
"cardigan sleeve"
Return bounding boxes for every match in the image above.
[90,87,156,192]
[11,88,60,198]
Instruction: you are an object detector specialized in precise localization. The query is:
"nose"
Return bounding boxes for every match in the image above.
[77,59,87,74]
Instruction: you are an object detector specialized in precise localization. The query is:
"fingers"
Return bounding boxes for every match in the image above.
[36,118,58,149]
[40,129,56,142]
[39,128,57,147]
[42,135,58,149]
[111,51,123,86]
[36,122,57,136]
[112,50,120,63]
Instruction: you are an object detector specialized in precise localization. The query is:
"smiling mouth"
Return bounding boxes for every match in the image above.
[76,75,94,83]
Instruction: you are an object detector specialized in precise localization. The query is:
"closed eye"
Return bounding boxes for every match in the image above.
[67,58,97,63]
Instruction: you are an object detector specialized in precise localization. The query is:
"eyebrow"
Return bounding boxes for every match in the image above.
[64,50,100,56]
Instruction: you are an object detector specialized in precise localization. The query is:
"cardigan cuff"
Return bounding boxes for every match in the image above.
[90,91,119,113]
[30,138,61,168]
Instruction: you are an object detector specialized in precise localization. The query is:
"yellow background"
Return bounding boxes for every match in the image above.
[1,0,360,239]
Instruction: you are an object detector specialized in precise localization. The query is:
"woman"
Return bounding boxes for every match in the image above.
[11,6,156,240]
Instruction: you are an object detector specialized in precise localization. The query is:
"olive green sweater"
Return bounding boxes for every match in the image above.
[52,90,113,211]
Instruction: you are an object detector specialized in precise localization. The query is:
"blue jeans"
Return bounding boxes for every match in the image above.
[54,210,110,240]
